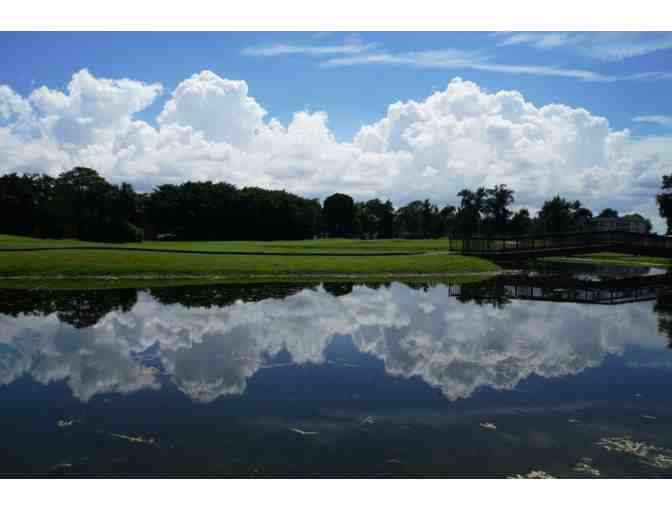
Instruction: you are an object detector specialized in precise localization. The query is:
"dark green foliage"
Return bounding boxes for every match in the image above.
[455,187,487,237]
[353,199,396,239]
[0,287,138,328]
[622,213,653,233]
[454,185,515,237]
[80,220,144,243]
[510,208,533,235]
[657,174,672,234]
[0,172,58,237]
[0,168,142,242]
[483,184,514,235]
[323,193,355,237]
[536,195,592,234]
[1,166,659,243]
[1,169,323,242]
[395,199,445,238]
[144,182,321,241]
[598,207,619,218]
[654,291,672,349]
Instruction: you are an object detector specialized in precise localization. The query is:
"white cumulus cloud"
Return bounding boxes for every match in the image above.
[0,283,667,403]
[0,69,670,230]
[157,70,266,147]
[29,68,162,146]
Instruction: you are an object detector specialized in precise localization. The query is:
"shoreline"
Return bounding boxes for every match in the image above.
[0,270,506,280]
[0,271,506,290]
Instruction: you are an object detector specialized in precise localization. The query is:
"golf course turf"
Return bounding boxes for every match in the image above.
[0,235,499,281]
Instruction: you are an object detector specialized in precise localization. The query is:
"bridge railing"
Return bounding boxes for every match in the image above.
[450,230,672,254]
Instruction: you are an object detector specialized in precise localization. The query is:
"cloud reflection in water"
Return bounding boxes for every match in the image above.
[0,283,667,403]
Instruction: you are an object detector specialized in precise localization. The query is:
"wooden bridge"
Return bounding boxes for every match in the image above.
[451,230,672,260]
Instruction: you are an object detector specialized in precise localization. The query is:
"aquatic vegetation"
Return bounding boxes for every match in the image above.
[140,365,160,376]
[109,433,156,445]
[507,470,555,479]
[51,461,73,473]
[573,458,601,477]
[597,436,672,469]
[2,272,672,477]
[290,428,319,436]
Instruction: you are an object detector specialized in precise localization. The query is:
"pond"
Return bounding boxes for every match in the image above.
[2,266,672,477]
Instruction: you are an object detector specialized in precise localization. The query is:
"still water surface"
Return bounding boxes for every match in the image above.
[2,266,672,477]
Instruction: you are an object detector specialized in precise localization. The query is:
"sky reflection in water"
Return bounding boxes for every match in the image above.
[1,279,672,477]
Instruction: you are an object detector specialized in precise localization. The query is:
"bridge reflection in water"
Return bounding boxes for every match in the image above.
[444,272,671,306]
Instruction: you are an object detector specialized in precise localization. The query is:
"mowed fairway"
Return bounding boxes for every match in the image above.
[0,235,498,278]
[0,235,455,254]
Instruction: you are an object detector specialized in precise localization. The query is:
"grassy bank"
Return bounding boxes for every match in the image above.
[545,252,671,268]
[0,273,497,291]
[0,235,499,282]
[0,250,498,277]
[0,234,455,254]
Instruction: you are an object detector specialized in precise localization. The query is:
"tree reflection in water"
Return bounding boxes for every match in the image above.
[0,288,138,328]
[654,290,672,348]
[1,278,670,404]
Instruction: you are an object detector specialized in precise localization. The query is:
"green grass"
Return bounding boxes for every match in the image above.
[0,273,496,291]
[0,234,456,254]
[0,234,499,282]
[545,252,671,267]
[0,250,498,276]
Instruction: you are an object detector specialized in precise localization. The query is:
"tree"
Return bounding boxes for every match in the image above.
[48,167,143,242]
[323,193,355,237]
[0,172,57,236]
[394,199,444,238]
[353,199,396,239]
[598,208,619,218]
[655,292,672,349]
[484,184,515,235]
[378,200,396,238]
[395,200,426,238]
[537,196,591,234]
[439,205,457,237]
[657,174,672,234]
[573,205,594,230]
[455,187,487,237]
[622,213,653,234]
[510,208,533,236]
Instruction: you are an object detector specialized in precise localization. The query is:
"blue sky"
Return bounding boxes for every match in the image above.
[3,31,671,139]
[1,31,672,228]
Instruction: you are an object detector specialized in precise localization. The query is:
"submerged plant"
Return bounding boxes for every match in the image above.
[573,457,601,477]
[597,436,672,469]
[507,470,555,479]
[109,433,156,445]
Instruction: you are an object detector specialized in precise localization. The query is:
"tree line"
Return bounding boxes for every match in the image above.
[0,167,655,243]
